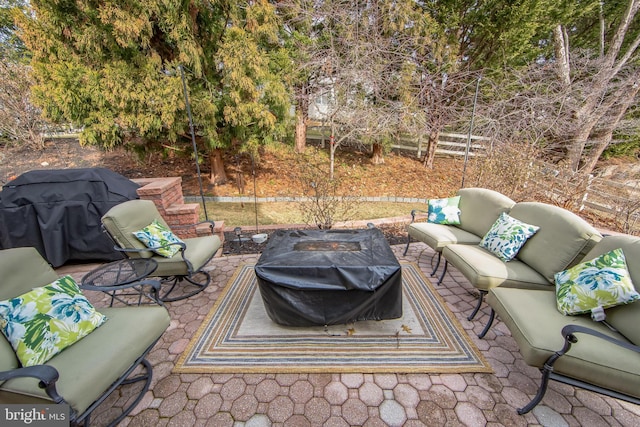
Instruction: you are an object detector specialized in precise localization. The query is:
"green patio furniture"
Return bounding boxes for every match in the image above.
[0,247,170,426]
[404,187,515,284]
[485,234,640,413]
[101,199,221,302]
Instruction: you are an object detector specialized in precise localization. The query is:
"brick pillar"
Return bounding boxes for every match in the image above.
[131,177,224,252]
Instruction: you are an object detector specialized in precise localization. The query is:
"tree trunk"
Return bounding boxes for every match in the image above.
[209,148,228,185]
[371,143,385,164]
[295,107,307,153]
[294,82,309,153]
[329,134,336,180]
[579,79,640,175]
[553,25,571,87]
[557,1,640,172]
[422,129,439,169]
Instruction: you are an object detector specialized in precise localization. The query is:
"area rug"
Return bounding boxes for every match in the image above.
[174,263,491,374]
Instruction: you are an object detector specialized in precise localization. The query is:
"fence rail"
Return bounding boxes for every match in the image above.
[307,127,490,158]
[537,168,640,235]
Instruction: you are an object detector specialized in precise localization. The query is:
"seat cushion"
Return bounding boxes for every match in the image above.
[0,305,170,415]
[154,234,221,277]
[407,223,481,251]
[443,244,550,291]
[509,202,602,283]
[488,287,640,399]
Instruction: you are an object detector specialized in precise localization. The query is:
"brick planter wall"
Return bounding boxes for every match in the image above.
[131,177,224,252]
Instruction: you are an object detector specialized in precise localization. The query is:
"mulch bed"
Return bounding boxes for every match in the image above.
[222,223,409,255]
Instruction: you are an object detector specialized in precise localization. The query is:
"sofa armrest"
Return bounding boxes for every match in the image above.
[518,323,640,414]
[0,365,65,404]
[409,209,428,223]
[560,324,639,354]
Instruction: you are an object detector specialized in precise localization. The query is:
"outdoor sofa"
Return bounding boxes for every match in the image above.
[485,234,640,413]
[404,187,515,284]
[0,247,170,426]
[406,187,602,320]
[406,188,640,413]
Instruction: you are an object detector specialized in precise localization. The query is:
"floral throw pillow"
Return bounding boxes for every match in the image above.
[133,219,184,258]
[0,275,107,367]
[555,248,639,317]
[479,212,540,262]
[427,196,461,225]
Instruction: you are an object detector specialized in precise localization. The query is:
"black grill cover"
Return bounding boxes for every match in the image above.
[255,228,402,326]
[0,168,140,267]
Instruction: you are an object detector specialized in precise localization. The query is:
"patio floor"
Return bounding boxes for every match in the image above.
[56,241,640,427]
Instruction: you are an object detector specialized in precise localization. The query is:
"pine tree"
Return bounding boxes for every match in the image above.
[16,0,292,184]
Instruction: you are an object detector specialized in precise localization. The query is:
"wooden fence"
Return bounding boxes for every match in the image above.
[307,127,490,159]
[581,177,640,234]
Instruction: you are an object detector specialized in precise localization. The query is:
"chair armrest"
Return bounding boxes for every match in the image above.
[561,324,640,354]
[171,220,216,234]
[112,241,186,255]
[0,365,65,404]
[410,209,428,223]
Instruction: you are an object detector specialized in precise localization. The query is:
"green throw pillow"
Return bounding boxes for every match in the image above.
[0,275,106,367]
[479,212,540,262]
[427,196,461,225]
[133,219,184,258]
[555,248,639,317]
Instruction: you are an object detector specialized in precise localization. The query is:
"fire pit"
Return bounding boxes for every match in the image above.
[254,228,402,326]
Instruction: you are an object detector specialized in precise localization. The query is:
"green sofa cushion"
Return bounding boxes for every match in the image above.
[427,196,461,225]
[488,287,640,400]
[555,248,638,316]
[0,275,106,367]
[456,188,515,238]
[509,202,602,282]
[153,234,222,276]
[0,305,170,415]
[133,219,185,258]
[101,199,163,259]
[0,248,61,372]
[442,244,550,291]
[407,223,481,252]
[479,212,539,262]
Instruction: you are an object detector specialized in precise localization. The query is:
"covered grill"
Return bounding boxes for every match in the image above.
[0,168,140,267]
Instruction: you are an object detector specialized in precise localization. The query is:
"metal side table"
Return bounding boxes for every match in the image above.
[82,258,163,306]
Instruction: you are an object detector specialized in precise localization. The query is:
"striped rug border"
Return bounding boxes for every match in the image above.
[174,263,491,374]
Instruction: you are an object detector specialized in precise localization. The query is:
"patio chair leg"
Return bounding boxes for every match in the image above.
[436,260,448,285]
[518,330,577,414]
[403,235,411,256]
[478,308,495,338]
[160,271,211,302]
[467,290,487,321]
[430,252,442,276]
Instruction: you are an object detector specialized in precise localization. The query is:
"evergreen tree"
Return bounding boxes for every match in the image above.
[16,0,292,184]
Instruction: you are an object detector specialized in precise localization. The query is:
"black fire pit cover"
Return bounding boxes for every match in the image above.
[254,228,402,326]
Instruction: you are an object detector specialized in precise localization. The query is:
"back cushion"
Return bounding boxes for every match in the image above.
[0,247,60,371]
[510,202,602,283]
[582,235,640,346]
[456,188,515,237]
[102,199,166,258]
